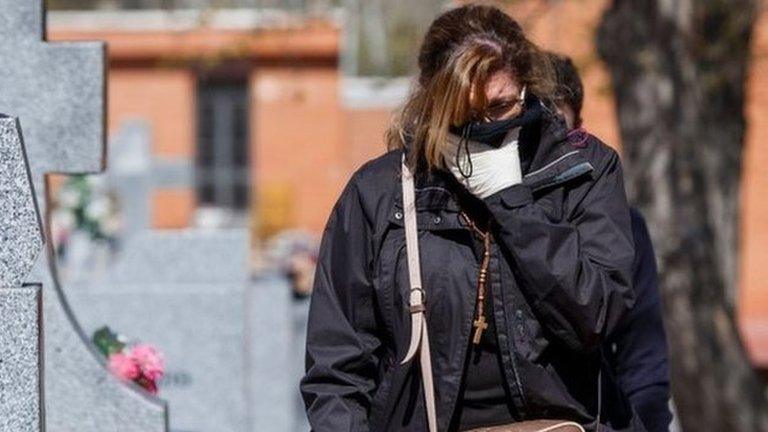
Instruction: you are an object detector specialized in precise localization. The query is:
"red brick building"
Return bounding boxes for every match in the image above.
[49,1,768,364]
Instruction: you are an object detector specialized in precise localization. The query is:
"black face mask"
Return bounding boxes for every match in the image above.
[448,96,543,148]
[447,97,543,178]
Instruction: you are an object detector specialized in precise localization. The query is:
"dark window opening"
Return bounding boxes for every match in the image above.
[195,79,250,212]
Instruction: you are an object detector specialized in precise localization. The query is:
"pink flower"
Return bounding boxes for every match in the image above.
[108,352,140,382]
[128,344,165,381]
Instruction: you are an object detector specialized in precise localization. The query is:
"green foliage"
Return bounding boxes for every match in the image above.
[55,174,119,241]
[92,326,126,357]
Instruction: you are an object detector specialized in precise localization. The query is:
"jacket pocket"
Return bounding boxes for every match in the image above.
[369,352,396,429]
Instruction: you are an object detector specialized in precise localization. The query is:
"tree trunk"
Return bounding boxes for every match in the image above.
[596,1,766,431]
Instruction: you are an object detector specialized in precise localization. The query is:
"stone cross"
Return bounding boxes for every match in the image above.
[0,115,44,432]
[0,1,105,194]
[107,121,153,236]
[106,119,194,235]
[0,2,168,430]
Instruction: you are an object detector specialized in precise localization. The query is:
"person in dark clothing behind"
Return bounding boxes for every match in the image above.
[547,52,674,432]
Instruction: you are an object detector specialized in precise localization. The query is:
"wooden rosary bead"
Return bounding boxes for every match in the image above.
[459,209,494,345]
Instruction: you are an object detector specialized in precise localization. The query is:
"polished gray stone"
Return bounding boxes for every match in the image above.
[107,120,153,237]
[0,1,168,430]
[0,115,44,432]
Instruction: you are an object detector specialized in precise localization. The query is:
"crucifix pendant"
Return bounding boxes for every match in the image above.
[472,315,488,344]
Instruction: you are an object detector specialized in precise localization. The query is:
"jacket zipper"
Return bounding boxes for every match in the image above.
[489,238,529,415]
[444,273,482,431]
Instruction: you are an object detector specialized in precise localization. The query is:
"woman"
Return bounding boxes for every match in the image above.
[300,4,645,431]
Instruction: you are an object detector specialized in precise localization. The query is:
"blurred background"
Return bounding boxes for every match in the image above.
[38,0,768,431]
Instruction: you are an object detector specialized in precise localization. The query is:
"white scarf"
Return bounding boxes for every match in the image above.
[440,126,523,198]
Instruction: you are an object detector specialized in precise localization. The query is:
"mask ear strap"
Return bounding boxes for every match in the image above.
[456,122,474,179]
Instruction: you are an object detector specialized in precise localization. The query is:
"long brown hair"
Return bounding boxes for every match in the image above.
[386,3,555,172]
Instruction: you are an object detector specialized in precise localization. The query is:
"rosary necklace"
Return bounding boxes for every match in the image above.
[459,210,493,345]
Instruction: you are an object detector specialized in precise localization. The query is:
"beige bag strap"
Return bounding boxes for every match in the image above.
[398,153,438,432]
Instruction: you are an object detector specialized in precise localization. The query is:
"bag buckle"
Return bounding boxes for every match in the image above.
[409,287,426,313]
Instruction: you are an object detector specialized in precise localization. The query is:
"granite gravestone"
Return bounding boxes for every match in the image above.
[63,120,254,430]
[0,2,169,430]
[69,123,286,431]
[0,115,44,432]
[248,275,293,431]
[290,294,311,432]
[69,230,254,432]
[61,118,292,431]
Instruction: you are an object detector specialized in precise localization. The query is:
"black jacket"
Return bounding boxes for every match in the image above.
[300,108,647,432]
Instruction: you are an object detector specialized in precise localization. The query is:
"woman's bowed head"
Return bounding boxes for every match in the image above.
[386,3,556,173]
[302,3,643,432]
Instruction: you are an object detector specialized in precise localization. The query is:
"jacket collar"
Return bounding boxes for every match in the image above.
[394,104,594,217]
[520,102,594,191]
